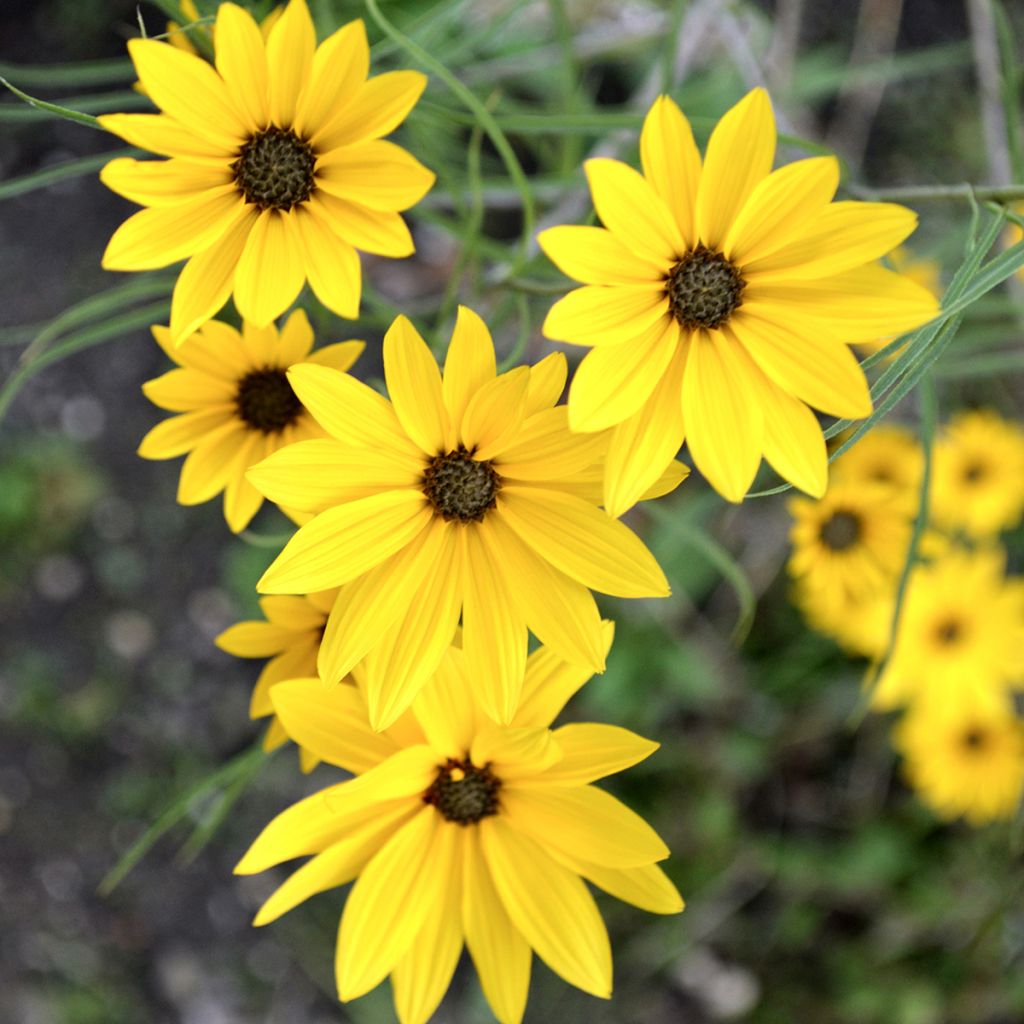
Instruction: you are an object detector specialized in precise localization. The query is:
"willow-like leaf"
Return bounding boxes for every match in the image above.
[0,149,139,201]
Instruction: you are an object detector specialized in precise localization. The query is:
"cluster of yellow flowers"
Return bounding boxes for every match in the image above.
[788,412,1024,827]
[94,1,944,1020]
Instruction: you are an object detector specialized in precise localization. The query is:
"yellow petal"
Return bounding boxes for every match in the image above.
[442,306,497,435]
[537,723,659,786]
[127,37,245,148]
[317,140,435,212]
[102,185,243,271]
[480,817,612,999]
[695,87,775,250]
[639,94,702,246]
[233,209,306,328]
[486,515,607,671]
[99,157,233,207]
[277,308,316,364]
[728,311,872,418]
[176,420,246,504]
[744,200,918,281]
[512,620,614,729]
[257,491,431,593]
[270,677,399,772]
[682,328,764,502]
[336,807,441,1000]
[169,205,258,343]
[537,225,666,286]
[496,407,607,482]
[471,726,562,781]
[253,801,417,926]
[542,285,668,347]
[142,367,235,412]
[98,113,229,163]
[313,69,427,150]
[568,316,677,433]
[293,19,369,138]
[460,366,530,460]
[411,647,480,758]
[723,156,839,265]
[304,340,365,371]
[584,157,684,262]
[222,435,266,531]
[462,829,531,1024]
[265,0,315,127]
[311,192,415,256]
[462,525,527,725]
[384,315,449,456]
[213,2,270,132]
[502,784,669,867]
[215,618,295,658]
[286,363,418,455]
[555,856,684,915]
[603,341,687,517]
[497,488,669,598]
[754,378,828,497]
[524,352,567,415]
[293,203,361,319]
[137,407,232,459]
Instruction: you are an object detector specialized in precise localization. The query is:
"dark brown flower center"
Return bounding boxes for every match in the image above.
[235,368,303,433]
[667,245,745,329]
[424,759,500,824]
[934,617,964,647]
[819,510,862,551]
[233,127,316,210]
[423,447,500,522]
[962,460,988,485]
[961,727,988,752]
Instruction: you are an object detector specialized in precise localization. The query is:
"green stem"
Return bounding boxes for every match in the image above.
[852,182,1024,203]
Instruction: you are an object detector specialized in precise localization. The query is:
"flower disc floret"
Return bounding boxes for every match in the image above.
[233,127,316,210]
[818,509,861,551]
[235,367,304,432]
[667,245,744,329]
[424,759,500,823]
[422,448,500,522]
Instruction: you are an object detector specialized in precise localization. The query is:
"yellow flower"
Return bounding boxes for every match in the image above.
[235,630,683,1024]
[871,546,1024,713]
[895,699,1024,826]
[793,579,894,660]
[138,309,363,532]
[830,424,923,496]
[215,588,337,771]
[100,0,433,343]
[248,306,678,730]
[787,479,916,607]
[538,89,938,509]
[930,409,1024,538]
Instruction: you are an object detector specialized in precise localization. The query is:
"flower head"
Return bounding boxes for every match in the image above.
[248,306,678,730]
[215,587,337,770]
[830,424,923,496]
[539,89,938,509]
[138,309,363,532]
[930,409,1024,538]
[896,699,1024,826]
[236,630,683,1024]
[100,0,433,343]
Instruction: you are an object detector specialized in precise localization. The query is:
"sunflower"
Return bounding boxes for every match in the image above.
[871,546,1024,713]
[235,630,683,1024]
[793,578,894,660]
[895,699,1024,826]
[100,0,433,343]
[248,305,678,731]
[216,587,337,771]
[830,424,923,496]
[538,89,938,509]
[787,478,916,607]
[930,409,1024,538]
[138,309,363,532]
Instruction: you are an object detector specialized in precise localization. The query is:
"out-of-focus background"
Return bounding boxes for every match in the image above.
[2,1,1024,1022]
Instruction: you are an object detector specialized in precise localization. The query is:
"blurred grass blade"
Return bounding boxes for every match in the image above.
[0,149,138,201]
[0,83,149,125]
[0,58,134,88]
[1,78,103,128]
[935,349,1024,378]
[99,745,268,896]
[993,1,1024,181]
[239,529,295,549]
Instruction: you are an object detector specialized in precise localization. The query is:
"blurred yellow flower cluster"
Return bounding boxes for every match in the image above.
[788,410,1024,825]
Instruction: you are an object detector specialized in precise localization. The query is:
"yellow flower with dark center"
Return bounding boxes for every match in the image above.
[235,630,683,1024]
[538,89,938,509]
[787,479,915,607]
[216,587,337,771]
[139,309,363,532]
[871,546,1024,713]
[793,578,894,660]
[100,0,433,343]
[247,306,679,731]
[830,424,923,496]
[930,409,1024,538]
[895,699,1024,826]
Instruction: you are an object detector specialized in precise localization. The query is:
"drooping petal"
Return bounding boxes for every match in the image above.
[537,723,659,786]
[312,69,427,150]
[542,284,668,347]
[316,140,435,212]
[384,316,449,456]
[304,340,364,371]
[497,488,669,598]
[99,158,233,208]
[265,0,315,127]
[537,225,666,285]
[213,2,270,132]
[552,855,684,916]
[682,328,765,502]
[480,817,612,999]
[639,94,702,247]
[233,209,306,328]
[293,19,369,138]
[256,491,431,594]
[442,306,497,435]
[695,87,775,250]
[294,203,361,320]
[222,435,266,531]
[584,157,684,262]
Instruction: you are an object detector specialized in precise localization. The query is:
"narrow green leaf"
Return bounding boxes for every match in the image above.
[0,149,139,201]
[0,81,148,126]
[0,58,134,89]
[239,529,295,549]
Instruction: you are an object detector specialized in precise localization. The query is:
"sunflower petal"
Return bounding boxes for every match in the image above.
[442,306,497,433]
[542,285,668,347]
[461,366,529,460]
[142,367,235,412]
[384,316,449,456]
[293,19,369,138]
[311,192,415,256]
[537,225,666,286]
[538,723,659,786]
[294,203,361,319]
[640,94,702,247]
[316,140,435,212]
[99,157,232,208]
[265,0,315,127]
[214,2,270,132]
[497,407,607,481]
[176,420,246,503]
[234,209,306,328]
[98,113,228,163]
[313,69,427,150]
[555,855,684,915]
[412,647,480,758]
